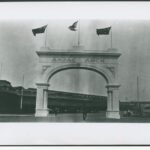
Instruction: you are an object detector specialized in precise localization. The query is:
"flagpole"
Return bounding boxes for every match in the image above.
[20,75,24,110]
[0,63,2,80]
[45,27,47,47]
[111,27,112,49]
[78,20,80,46]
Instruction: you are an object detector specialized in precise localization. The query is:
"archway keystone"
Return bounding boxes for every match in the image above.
[35,47,121,119]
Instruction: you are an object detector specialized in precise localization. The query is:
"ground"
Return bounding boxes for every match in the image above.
[0,112,150,122]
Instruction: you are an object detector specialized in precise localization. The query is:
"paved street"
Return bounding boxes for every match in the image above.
[0,112,149,122]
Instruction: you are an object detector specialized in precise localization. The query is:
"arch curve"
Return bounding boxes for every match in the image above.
[43,64,114,84]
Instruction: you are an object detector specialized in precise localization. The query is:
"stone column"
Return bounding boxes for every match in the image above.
[35,83,49,117]
[106,84,120,119]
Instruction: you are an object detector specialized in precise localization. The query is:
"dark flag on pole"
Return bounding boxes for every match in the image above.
[96,26,111,36]
[68,21,78,31]
[32,25,48,36]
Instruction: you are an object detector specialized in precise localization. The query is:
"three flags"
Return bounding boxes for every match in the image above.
[32,22,111,36]
[32,22,112,47]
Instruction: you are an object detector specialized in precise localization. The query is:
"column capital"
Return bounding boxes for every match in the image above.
[106,84,120,91]
[36,83,49,89]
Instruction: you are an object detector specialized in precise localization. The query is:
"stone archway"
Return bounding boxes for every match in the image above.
[35,47,121,119]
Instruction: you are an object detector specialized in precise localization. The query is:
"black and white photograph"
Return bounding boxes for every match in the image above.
[0,1,150,145]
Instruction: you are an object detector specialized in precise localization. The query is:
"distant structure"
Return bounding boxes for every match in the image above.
[0,80,107,114]
[35,46,121,119]
[0,80,11,89]
[0,80,148,115]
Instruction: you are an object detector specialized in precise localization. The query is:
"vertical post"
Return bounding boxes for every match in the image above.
[43,89,48,109]
[45,26,48,47]
[110,27,112,49]
[78,20,80,46]
[137,75,139,102]
[106,84,120,119]
[107,89,112,112]
[0,63,2,80]
[137,75,141,113]
[35,83,49,117]
[20,75,24,110]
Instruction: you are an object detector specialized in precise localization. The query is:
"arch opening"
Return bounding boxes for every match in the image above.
[48,68,108,115]
[49,68,107,96]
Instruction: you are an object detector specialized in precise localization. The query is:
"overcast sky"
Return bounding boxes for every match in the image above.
[0,2,150,101]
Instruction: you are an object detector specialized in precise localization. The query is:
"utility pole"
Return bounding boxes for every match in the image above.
[0,63,2,79]
[137,76,139,102]
[77,20,80,46]
[20,75,24,110]
[137,75,141,114]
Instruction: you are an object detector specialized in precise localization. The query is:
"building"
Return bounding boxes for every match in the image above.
[0,80,107,114]
[0,80,145,115]
[0,80,20,113]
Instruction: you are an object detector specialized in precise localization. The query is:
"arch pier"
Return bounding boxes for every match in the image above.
[35,47,121,119]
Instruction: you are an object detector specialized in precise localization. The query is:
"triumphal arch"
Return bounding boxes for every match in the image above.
[35,46,121,119]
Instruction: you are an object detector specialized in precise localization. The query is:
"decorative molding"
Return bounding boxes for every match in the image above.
[42,65,51,72]
[50,57,105,64]
[106,66,115,76]
[36,50,121,57]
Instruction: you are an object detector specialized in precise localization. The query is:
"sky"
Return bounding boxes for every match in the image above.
[0,2,150,101]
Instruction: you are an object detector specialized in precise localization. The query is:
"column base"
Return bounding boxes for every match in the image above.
[35,109,49,117]
[106,111,120,119]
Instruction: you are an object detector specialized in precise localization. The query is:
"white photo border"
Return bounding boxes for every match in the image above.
[0,1,150,145]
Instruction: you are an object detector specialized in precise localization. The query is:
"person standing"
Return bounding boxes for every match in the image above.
[83,108,87,120]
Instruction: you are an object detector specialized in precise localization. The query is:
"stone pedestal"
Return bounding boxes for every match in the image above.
[106,84,120,119]
[106,111,120,119]
[35,109,49,117]
[35,83,49,117]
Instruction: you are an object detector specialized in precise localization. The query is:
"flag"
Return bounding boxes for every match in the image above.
[96,27,111,36]
[32,25,48,36]
[68,21,78,31]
